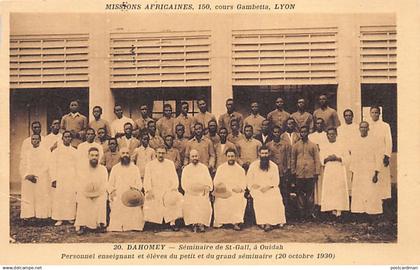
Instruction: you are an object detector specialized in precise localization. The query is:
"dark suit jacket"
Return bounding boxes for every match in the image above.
[254,133,273,145]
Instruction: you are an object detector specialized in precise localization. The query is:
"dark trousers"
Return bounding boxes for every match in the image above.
[295,178,315,219]
[279,175,289,214]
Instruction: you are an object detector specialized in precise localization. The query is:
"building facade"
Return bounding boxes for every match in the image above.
[9,13,397,193]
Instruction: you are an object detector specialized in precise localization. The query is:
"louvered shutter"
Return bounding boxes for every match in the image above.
[110,31,211,88]
[232,28,337,85]
[360,25,396,83]
[10,34,89,88]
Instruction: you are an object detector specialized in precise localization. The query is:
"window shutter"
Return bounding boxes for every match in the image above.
[110,31,211,88]
[10,34,89,88]
[232,27,338,85]
[360,25,396,83]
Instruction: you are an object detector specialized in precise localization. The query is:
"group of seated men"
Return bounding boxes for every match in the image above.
[19,94,393,235]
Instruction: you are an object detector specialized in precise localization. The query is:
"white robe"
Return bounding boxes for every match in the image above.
[309,131,328,205]
[337,123,358,196]
[247,160,286,225]
[369,119,393,199]
[44,133,61,152]
[349,135,383,214]
[213,162,247,225]
[108,163,144,231]
[49,144,78,221]
[181,163,213,226]
[19,145,51,218]
[143,159,182,224]
[75,164,108,229]
[319,140,349,212]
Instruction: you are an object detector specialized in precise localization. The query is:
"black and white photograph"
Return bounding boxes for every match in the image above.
[7,11,399,246]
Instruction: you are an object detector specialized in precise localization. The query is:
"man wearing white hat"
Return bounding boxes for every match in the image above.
[143,147,183,232]
[108,147,144,231]
[181,149,213,233]
[213,148,247,231]
[74,147,108,235]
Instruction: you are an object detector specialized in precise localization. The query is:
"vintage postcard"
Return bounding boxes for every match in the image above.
[0,0,419,266]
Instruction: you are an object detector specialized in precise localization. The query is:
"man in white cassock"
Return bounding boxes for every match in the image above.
[49,131,78,226]
[213,148,247,231]
[247,146,286,232]
[349,121,383,217]
[181,149,213,233]
[337,109,358,197]
[19,134,51,224]
[319,128,349,217]
[74,147,108,235]
[368,106,393,201]
[108,147,144,231]
[143,147,183,232]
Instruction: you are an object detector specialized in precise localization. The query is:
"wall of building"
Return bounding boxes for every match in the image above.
[9,13,397,193]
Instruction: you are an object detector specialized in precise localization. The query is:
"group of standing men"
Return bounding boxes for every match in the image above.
[19,94,393,235]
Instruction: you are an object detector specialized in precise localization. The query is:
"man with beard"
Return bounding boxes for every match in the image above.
[267,97,290,131]
[291,126,321,221]
[247,146,286,231]
[60,100,88,147]
[44,120,61,152]
[19,134,50,225]
[206,119,221,145]
[349,121,383,219]
[213,148,247,231]
[184,122,215,173]
[77,128,104,168]
[95,127,109,153]
[110,104,135,138]
[237,125,262,172]
[134,104,153,137]
[244,101,265,138]
[280,118,301,146]
[367,106,393,204]
[117,122,140,156]
[49,131,78,226]
[337,109,358,197]
[218,98,244,134]
[174,101,196,139]
[313,94,341,131]
[194,98,216,135]
[157,104,175,138]
[75,147,108,235]
[143,147,182,232]
[267,125,292,218]
[131,132,156,181]
[108,147,144,231]
[214,127,237,168]
[146,120,165,150]
[255,119,272,145]
[291,98,314,132]
[181,150,213,233]
[89,106,111,137]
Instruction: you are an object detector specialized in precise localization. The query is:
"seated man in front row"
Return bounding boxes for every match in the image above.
[143,147,183,232]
